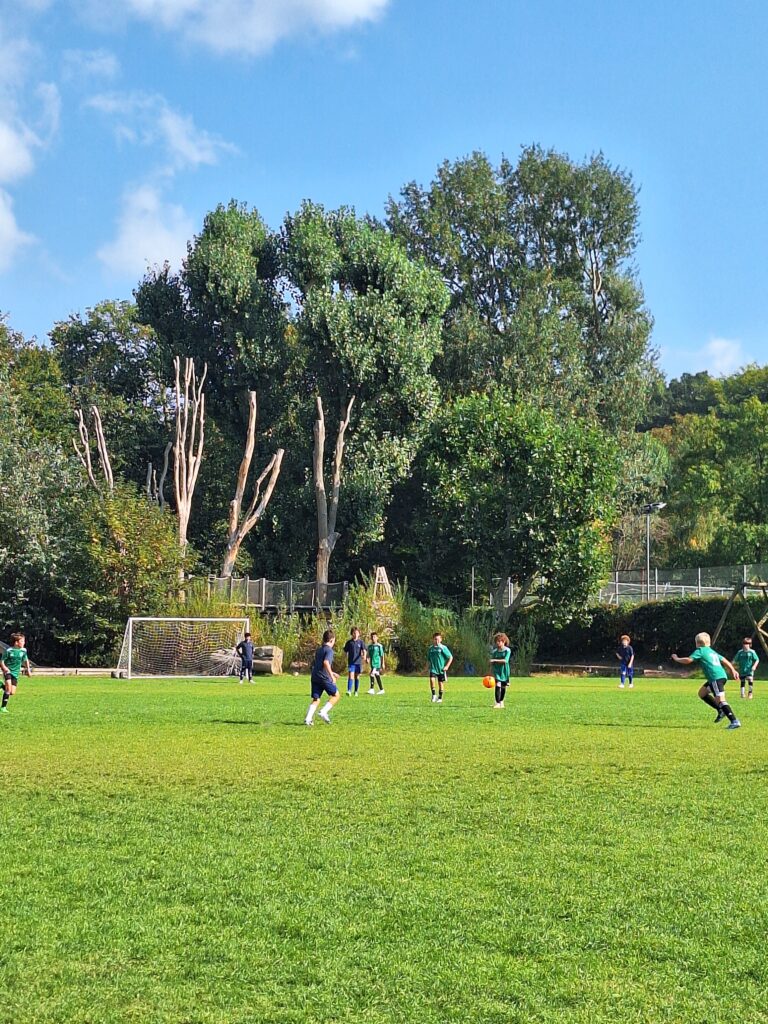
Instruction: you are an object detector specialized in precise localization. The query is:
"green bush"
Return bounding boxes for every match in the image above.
[538,596,767,666]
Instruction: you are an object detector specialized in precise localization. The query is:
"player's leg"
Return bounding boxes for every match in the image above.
[239,658,245,683]
[368,668,376,695]
[748,674,754,699]
[429,674,438,701]
[306,696,321,725]
[353,668,361,695]
[740,675,746,699]
[376,670,385,694]
[319,682,340,723]
[437,671,445,702]
[1,674,13,711]
[627,667,634,689]
[619,665,626,688]
[347,667,355,695]
[710,680,740,727]
[493,678,502,707]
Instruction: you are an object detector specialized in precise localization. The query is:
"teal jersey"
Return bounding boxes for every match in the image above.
[689,646,727,682]
[490,645,511,682]
[368,642,384,670]
[3,646,28,677]
[733,648,759,675]
[427,644,452,675]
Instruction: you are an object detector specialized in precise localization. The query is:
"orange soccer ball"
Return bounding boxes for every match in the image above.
[482,675,495,689]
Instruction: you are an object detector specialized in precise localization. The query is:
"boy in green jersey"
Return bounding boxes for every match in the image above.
[427,632,452,703]
[733,637,760,699]
[366,632,386,695]
[489,631,511,709]
[1,633,32,713]
[672,631,741,729]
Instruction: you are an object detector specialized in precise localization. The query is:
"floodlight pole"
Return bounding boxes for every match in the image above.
[640,502,667,602]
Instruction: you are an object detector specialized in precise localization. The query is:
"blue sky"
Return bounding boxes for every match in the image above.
[0,0,766,378]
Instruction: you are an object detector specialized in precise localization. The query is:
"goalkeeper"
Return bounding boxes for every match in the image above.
[236,632,255,683]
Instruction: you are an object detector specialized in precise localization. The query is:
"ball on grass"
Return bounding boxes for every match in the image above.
[482,675,495,689]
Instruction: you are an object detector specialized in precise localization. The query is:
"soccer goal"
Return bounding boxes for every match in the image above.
[115,617,251,679]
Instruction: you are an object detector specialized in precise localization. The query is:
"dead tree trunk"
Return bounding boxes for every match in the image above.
[314,394,355,596]
[173,356,207,569]
[221,391,285,577]
[73,406,114,492]
[147,442,172,508]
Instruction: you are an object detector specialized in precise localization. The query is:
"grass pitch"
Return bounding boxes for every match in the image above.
[1,673,767,1024]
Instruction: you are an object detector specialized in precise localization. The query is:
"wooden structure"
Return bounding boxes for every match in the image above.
[251,645,283,675]
[711,580,768,661]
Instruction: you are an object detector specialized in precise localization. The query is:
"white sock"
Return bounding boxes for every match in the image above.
[306,703,318,723]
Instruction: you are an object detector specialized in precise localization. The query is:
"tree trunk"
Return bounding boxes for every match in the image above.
[313,395,354,593]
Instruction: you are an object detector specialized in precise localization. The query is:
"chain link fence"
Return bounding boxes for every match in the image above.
[597,563,768,604]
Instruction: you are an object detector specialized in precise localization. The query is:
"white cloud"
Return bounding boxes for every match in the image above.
[99,0,389,55]
[87,91,235,172]
[702,337,745,376]
[62,48,120,83]
[0,188,34,272]
[97,183,193,276]
[0,119,37,183]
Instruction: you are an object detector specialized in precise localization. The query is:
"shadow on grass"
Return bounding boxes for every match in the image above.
[584,721,702,729]
[211,719,307,728]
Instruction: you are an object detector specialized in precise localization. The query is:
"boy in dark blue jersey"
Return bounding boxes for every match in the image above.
[343,626,367,696]
[616,634,635,689]
[305,629,340,726]
[236,632,255,684]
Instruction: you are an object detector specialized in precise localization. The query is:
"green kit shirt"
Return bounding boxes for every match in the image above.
[3,646,28,678]
[427,643,452,675]
[490,645,511,683]
[733,648,759,675]
[368,642,384,670]
[689,646,727,682]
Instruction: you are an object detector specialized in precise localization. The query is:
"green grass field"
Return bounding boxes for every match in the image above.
[1,673,767,1024]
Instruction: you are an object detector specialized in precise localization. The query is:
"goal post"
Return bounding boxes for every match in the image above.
[116,617,251,679]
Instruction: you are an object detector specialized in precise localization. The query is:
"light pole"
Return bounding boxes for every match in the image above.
[639,501,667,601]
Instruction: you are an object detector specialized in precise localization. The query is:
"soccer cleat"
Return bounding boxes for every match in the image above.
[628,683,634,689]
[749,692,754,699]
[619,683,625,689]
[493,702,504,709]
[319,709,332,724]
[304,717,314,727]
[431,694,438,702]
[714,709,726,723]
[0,706,8,713]
[727,719,741,730]
[354,691,359,697]
[377,689,385,695]
[437,698,443,704]
[367,687,375,695]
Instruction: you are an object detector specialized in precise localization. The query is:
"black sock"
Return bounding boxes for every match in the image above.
[700,691,718,710]
[721,701,737,723]
[438,687,444,699]
[501,684,507,704]
[1,690,8,708]
[430,685,435,696]
[494,684,502,703]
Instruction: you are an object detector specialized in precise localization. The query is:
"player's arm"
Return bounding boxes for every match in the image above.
[443,647,453,673]
[23,654,31,677]
[628,648,634,668]
[719,655,739,681]
[323,656,338,682]
[671,654,693,665]
[0,658,8,675]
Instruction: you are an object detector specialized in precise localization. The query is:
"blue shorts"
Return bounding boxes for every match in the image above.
[311,675,338,700]
[347,663,362,676]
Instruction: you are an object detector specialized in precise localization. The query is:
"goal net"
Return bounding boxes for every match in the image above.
[115,617,251,679]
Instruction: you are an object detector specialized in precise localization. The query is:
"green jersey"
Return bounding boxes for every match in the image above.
[689,646,727,682]
[368,642,384,670]
[3,646,28,678]
[490,645,511,683]
[427,643,452,675]
[733,648,759,676]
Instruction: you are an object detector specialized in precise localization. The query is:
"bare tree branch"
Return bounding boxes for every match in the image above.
[173,356,207,554]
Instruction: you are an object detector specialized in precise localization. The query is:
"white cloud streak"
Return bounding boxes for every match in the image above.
[62,47,120,82]
[0,188,35,272]
[87,91,236,172]
[702,337,745,376]
[97,0,389,55]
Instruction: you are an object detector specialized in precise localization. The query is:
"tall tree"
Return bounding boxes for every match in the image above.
[387,147,658,432]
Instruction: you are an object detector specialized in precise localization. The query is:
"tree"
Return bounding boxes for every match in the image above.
[401,395,619,619]
[313,395,354,588]
[173,356,207,561]
[387,147,658,432]
[221,391,284,577]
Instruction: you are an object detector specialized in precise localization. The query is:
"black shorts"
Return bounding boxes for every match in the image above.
[739,674,754,683]
[430,671,447,684]
[705,677,727,698]
[3,673,18,686]
[311,676,338,701]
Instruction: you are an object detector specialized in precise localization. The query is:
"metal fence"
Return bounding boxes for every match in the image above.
[492,564,768,608]
[597,563,768,605]
[207,576,348,611]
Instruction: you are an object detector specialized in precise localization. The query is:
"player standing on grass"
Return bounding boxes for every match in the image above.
[367,632,385,695]
[672,631,741,729]
[305,629,340,726]
[616,634,635,688]
[1,633,31,714]
[489,632,511,709]
[236,632,255,684]
[343,627,367,696]
[733,637,759,699]
[427,632,452,703]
